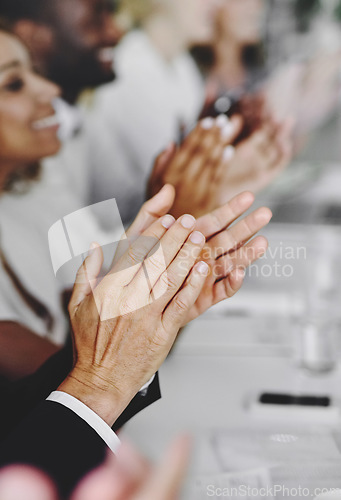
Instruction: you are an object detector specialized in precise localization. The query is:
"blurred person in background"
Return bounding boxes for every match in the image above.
[88,0,293,227]
[0,0,122,204]
[88,0,218,224]
[266,0,341,164]
[1,0,292,225]
[194,0,266,98]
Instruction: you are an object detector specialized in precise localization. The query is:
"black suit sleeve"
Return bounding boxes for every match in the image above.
[0,336,161,440]
[0,400,108,499]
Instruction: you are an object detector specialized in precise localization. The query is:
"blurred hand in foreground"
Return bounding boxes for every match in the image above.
[0,436,191,500]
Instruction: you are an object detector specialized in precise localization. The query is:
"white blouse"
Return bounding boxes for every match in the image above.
[87,30,205,229]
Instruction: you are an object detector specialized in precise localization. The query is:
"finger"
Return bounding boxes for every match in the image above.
[112,214,176,284]
[126,185,175,240]
[173,121,210,173]
[217,114,242,145]
[0,466,57,500]
[151,230,206,304]
[174,122,221,177]
[134,436,191,500]
[205,207,273,261]
[211,144,236,186]
[131,214,198,293]
[148,144,177,198]
[195,191,255,240]
[248,127,271,156]
[189,118,235,181]
[162,261,209,331]
[228,114,244,142]
[69,242,103,312]
[213,235,268,282]
[153,143,177,178]
[275,118,294,161]
[113,185,176,266]
[212,267,246,305]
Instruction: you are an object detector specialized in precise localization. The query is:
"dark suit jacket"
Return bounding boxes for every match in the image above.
[0,400,107,498]
[0,344,161,497]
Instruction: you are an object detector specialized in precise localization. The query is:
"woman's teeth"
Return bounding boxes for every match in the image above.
[32,114,60,130]
[97,47,114,64]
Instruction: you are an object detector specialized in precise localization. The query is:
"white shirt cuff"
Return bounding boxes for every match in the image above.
[140,374,155,394]
[46,391,121,455]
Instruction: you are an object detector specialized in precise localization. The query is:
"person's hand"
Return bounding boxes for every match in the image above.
[228,93,267,144]
[183,191,272,324]
[148,115,242,218]
[59,203,210,426]
[218,116,294,203]
[119,189,272,327]
[0,436,190,500]
[72,436,191,500]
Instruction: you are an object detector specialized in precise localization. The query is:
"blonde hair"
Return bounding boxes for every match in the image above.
[117,0,160,29]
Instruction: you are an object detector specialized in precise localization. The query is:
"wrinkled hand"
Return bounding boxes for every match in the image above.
[122,187,272,327]
[218,116,294,203]
[148,115,242,218]
[184,191,272,324]
[59,201,209,426]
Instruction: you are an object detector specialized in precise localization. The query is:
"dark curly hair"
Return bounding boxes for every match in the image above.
[0,0,52,25]
[0,18,42,193]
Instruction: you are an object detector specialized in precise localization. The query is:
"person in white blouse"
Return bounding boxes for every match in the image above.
[87,0,215,226]
[87,0,293,229]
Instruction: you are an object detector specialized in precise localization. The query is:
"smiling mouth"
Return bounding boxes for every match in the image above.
[32,114,60,131]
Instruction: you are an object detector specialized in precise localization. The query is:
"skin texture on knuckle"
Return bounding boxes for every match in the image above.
[173,293,190,315]
[146,250,167,275]
[127,244,148,267]
[160,271,180,292]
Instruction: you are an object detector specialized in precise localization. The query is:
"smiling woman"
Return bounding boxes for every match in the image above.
[0,22,64,379]
[0,22,61,192]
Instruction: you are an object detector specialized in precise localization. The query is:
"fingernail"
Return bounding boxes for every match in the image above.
[162,214,175,229]
[190,231,205,245]
[201,117,215,130]
[223,145,235,162]
[216,114,229,128]
[180,214,196,229]
[196,261,209,275]
[221,122,234,141]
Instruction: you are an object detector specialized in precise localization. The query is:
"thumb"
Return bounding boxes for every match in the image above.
[69,242,104,312]
[112,185,176,266]
[126,184,176,240]
[153,142,177,178]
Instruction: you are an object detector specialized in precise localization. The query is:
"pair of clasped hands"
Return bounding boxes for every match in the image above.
[44,117,273,500]
[60,183,272,428]
[149,111,293,218]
